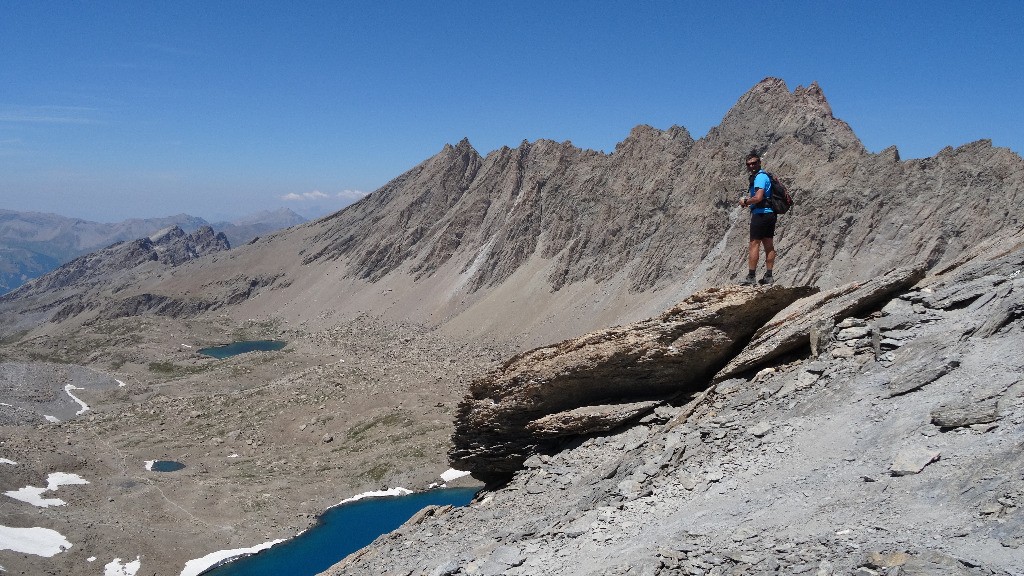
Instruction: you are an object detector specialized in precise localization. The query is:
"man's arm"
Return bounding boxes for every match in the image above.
[742,188,765,207]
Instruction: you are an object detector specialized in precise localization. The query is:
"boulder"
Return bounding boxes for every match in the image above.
[450,284,816,482]
[930,400,1001,428]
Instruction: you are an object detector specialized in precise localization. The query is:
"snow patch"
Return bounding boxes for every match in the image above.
[337,487,413,506]
[440,468,470,482]
[179,539,283,576]
[0,459,16,466]
[0,525,72,557]
[105,556,141,576]
[144,460,155,471]
[44,415,60,423]
[3,472,89,508]
[64,384,90,415]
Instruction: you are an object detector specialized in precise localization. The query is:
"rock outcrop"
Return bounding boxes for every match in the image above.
[299,77,1024,301]
[450,285,816,482]
[715,265,927,381]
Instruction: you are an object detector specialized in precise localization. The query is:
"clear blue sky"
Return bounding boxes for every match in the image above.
[2,1,1020,222]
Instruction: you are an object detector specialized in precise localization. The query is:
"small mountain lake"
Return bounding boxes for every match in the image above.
[198,340,287,359]
[201,486,479,576]
[147,460,185,472]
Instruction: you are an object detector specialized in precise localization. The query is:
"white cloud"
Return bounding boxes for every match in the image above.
[280,189,367,203]
[0,106,102,125]
[336,189,368,201]
[281,190,328,201]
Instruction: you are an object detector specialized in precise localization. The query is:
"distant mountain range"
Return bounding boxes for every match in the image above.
[0,208,306,293]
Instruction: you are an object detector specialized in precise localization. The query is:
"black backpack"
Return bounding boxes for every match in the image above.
[765,171,793,214]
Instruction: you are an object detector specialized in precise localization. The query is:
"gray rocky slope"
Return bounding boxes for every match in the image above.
[326,234,1024,576]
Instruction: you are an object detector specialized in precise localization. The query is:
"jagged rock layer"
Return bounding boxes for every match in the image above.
[450,285,816,482]
[715,265,927,381]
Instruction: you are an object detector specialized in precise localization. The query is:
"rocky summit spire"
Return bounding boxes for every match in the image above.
[705,77,864,163]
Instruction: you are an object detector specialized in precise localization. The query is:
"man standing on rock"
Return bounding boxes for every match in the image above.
[739,151,776,285]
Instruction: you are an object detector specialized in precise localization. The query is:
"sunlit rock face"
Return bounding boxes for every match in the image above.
[450,284,816,482]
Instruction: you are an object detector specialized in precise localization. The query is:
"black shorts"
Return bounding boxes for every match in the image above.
[750,212,777,240]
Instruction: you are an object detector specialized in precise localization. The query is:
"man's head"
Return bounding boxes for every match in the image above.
[745,152,761,173]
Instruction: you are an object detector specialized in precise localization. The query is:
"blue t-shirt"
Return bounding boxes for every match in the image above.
[749,171,773,214]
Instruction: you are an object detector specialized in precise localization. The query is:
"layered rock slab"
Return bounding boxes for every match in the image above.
[715,265,926,381]
[450,285,816,482]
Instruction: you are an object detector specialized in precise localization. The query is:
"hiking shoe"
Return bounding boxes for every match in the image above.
[739,276,756,286]
[758,275,774,285]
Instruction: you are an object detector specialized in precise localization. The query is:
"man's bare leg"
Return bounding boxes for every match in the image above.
[748,239,761,272]
[763,238,776,272]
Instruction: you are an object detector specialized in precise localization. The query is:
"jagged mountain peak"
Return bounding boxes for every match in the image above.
[614,124,694,155]
[708,77,863,163]
[148,225,185,243]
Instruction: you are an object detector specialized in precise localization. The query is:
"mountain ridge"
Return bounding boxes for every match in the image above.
[8,77,1017,349]
[0,208,306,294]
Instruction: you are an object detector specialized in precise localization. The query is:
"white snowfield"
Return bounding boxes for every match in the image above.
[104,556,141,576]
[336,486,413,506]
[64,384,90,415]
[0,468,145,573]
[4,472,90,508]
[0,525,72,557]
[178,539,284,576]
[440,468,470,482]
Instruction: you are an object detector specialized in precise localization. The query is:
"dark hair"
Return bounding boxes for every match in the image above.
[745,151,761,162]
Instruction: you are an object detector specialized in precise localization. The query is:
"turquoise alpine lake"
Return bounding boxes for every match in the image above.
[149,460,185,472]
[198,340,287,359]
[201,487,479,576]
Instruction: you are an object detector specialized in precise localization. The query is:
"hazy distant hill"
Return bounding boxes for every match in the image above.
[210,207,307,247]
[0,208,305,293]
